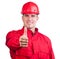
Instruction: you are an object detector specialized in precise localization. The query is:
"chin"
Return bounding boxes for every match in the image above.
[27,26,34,29]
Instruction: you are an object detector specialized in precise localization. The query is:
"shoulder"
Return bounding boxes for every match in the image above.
[6,29,22,38]
[6,30,16,39]
[37,32,51,45]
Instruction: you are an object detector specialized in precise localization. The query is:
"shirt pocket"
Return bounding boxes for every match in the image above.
[39,50,50,59]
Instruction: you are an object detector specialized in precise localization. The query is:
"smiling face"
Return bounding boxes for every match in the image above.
[22,14,39,29]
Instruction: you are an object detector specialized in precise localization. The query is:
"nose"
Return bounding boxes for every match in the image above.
[28,15,32,21]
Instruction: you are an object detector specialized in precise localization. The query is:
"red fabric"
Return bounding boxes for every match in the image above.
[21,2,39,14]
[6,27,55,59]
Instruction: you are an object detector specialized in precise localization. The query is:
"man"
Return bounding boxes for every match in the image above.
[6,1,55,59]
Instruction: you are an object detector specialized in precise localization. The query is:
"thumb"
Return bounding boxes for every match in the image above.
[23,27,27,36]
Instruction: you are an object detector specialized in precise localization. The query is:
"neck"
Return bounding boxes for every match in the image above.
[23,26,35,33]
[29,27,35,33]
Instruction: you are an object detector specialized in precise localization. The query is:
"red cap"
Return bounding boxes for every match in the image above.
[21,2,39,14]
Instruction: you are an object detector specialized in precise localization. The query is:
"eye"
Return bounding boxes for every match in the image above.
[31,15,35,17]
[24,14,29,17]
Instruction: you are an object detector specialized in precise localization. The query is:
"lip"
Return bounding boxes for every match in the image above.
[27,22,33,25]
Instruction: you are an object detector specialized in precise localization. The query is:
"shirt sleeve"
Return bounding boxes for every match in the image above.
[49,39,55,59]
[44,35,55,59]
[5,30,20,51]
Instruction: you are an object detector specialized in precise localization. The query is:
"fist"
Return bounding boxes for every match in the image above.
[19,27,28,47]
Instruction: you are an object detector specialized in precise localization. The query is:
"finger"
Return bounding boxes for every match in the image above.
[23,27,27,36]
[20,43,28,47]
[20,45,28,47]
[20,39,28,42]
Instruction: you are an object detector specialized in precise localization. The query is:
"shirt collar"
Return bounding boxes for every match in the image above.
[22,26,38,36]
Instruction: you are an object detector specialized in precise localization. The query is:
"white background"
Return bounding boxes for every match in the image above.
[0,0,60,59]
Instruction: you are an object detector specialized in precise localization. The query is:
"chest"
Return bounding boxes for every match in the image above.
[32,37,49,52]
[31,36,50,59]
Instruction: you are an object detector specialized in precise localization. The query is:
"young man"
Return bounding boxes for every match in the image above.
[6,2,55,59]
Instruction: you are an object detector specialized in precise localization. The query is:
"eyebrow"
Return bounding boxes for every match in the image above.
[23,14,38,15]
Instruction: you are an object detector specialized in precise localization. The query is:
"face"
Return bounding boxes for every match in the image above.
[22,14,38,29]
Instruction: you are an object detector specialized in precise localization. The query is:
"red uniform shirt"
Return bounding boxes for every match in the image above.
[6,27,55,59]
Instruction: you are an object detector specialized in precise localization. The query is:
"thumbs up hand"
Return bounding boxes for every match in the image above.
[19,27,28,47]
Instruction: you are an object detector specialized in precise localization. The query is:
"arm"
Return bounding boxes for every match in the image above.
[5,31,20,51]
[44,36,55,59]
[49,40,55,59]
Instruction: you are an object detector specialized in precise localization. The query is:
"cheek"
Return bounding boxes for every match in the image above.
[33,20,37,24]
[22,17,27,23]
[33,17,38,23]
[24,20,28,25]
[22,18,27,23]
